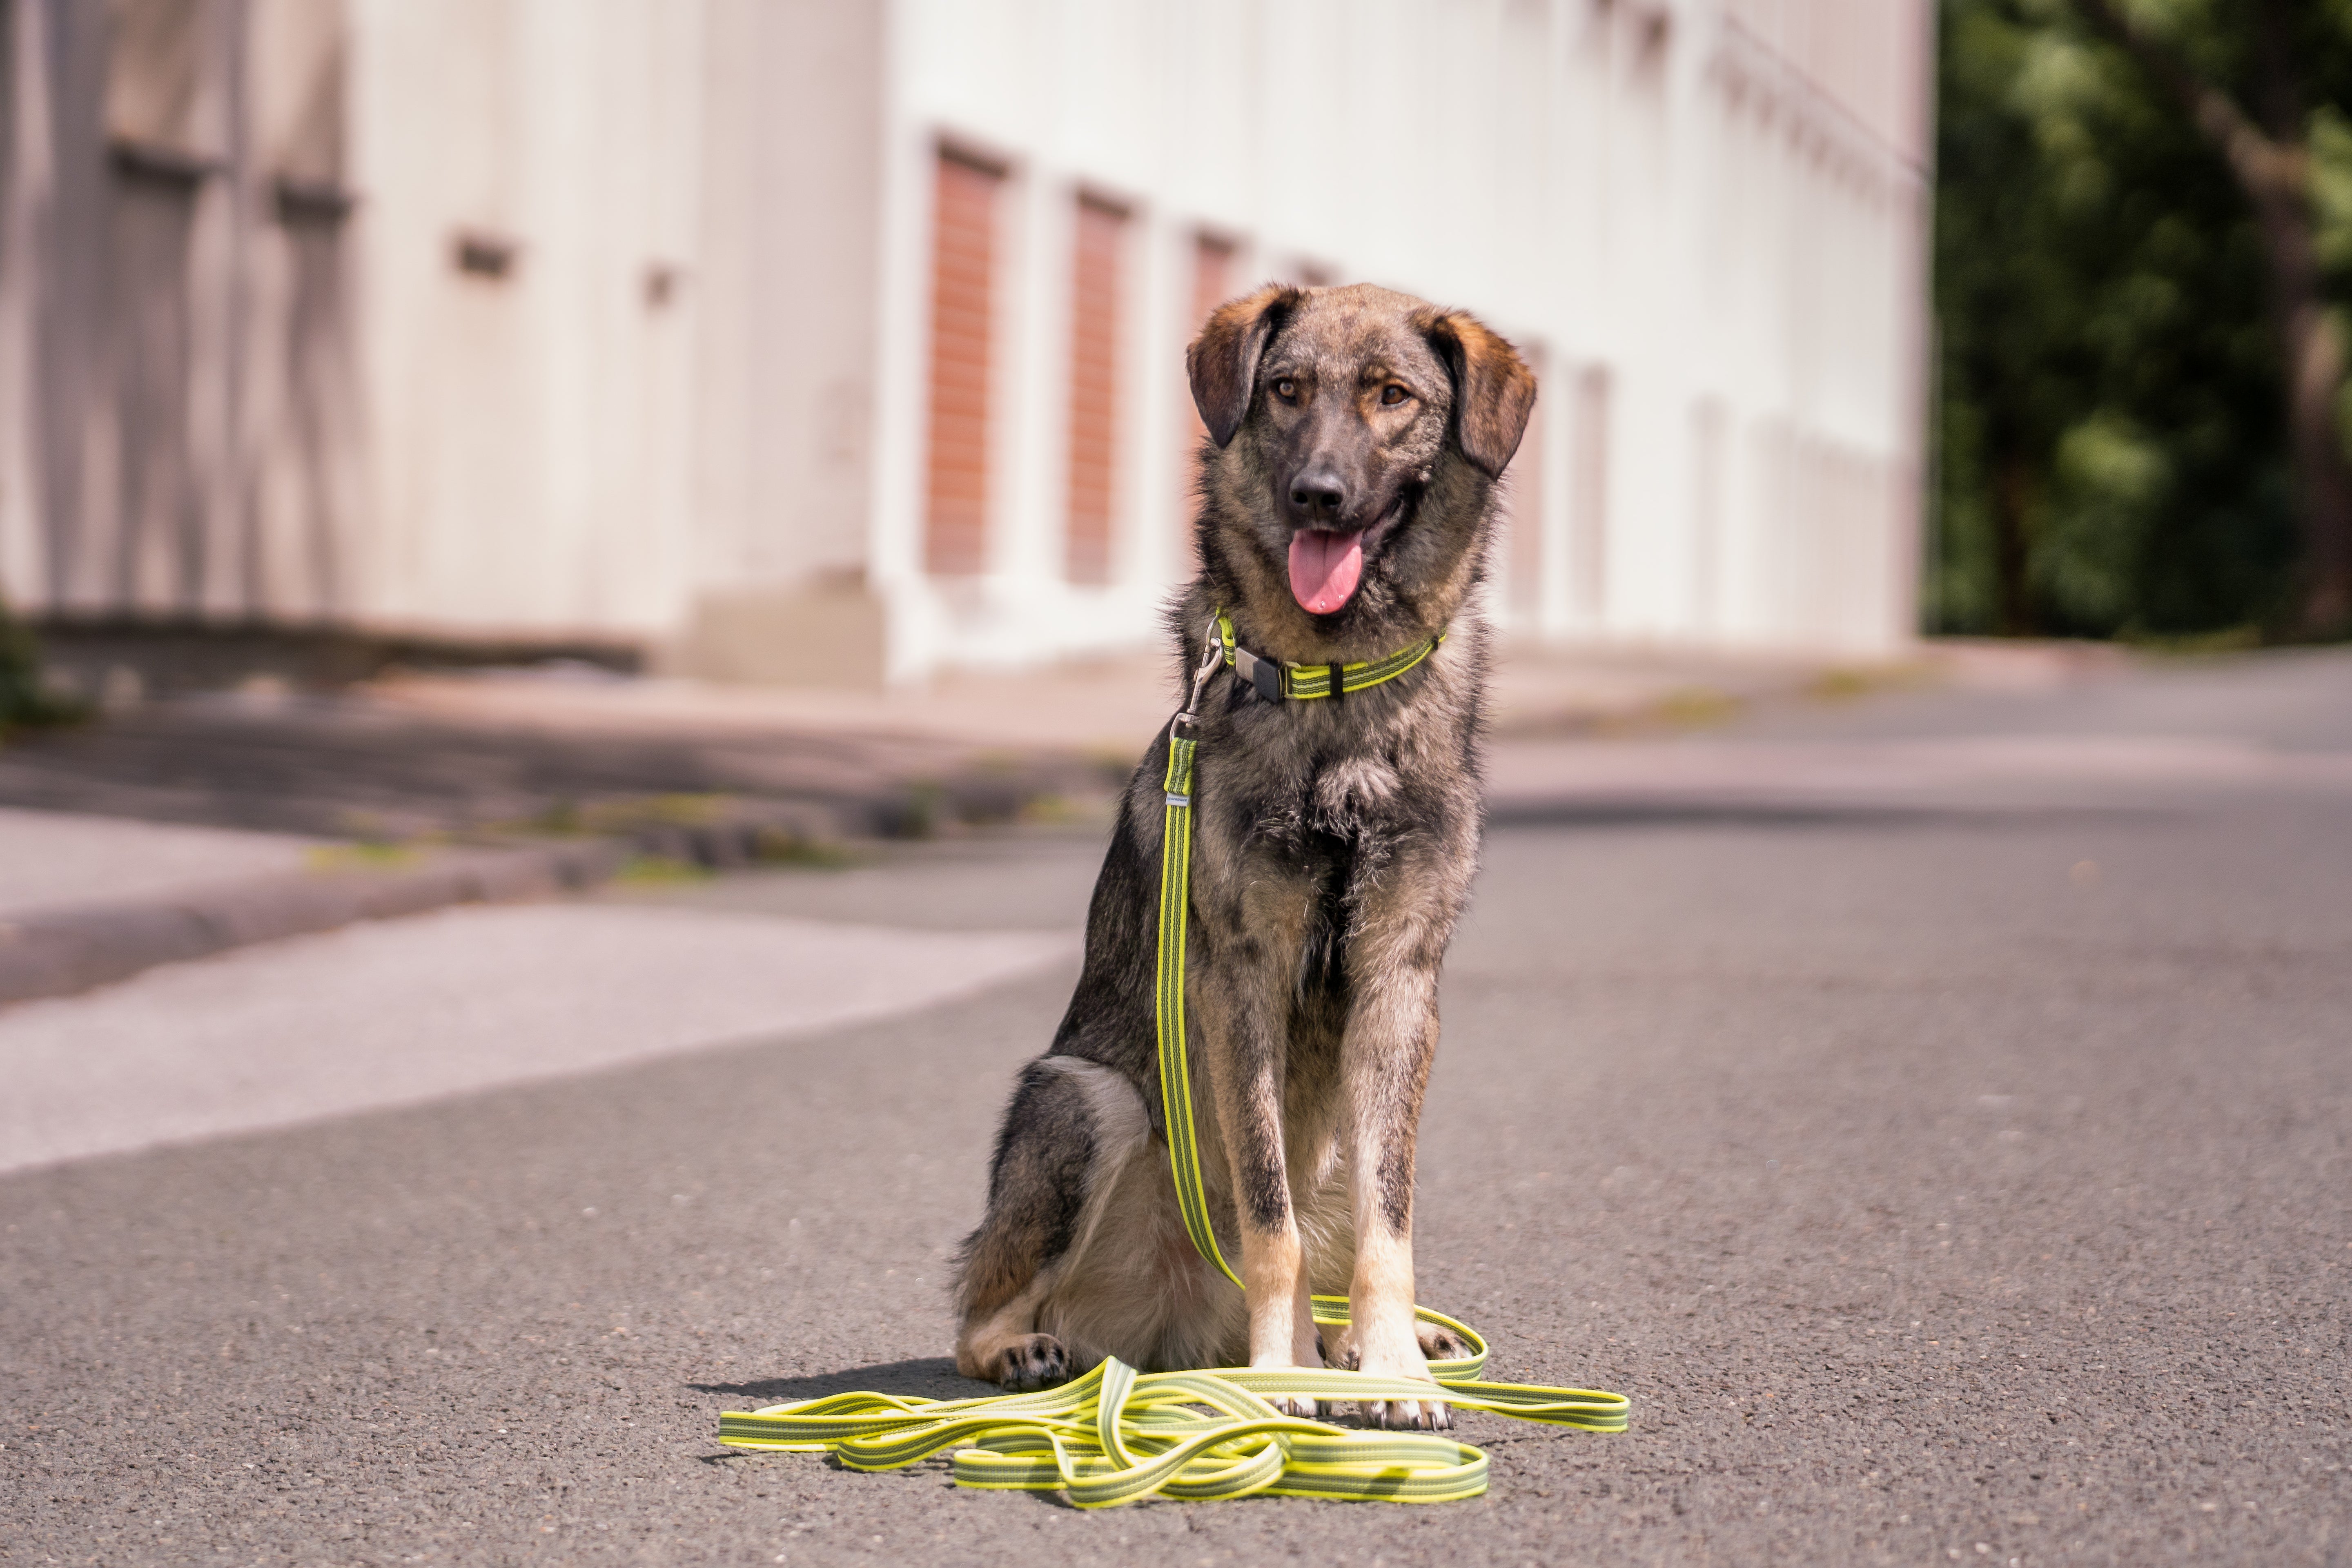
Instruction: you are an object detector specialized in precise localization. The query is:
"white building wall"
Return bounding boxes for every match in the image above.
[0,0,1930,678]
[676,0,888,684]
[347,0,704,642]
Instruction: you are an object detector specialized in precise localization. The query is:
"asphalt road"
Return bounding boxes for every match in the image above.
[5,651,2350,1566]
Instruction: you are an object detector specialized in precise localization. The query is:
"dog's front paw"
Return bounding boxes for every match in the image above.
[1353,1335,1449,1431]
[1363,1395,1452,1432]
[1416,1323,1465,1363]
[990,1333,1070,1392]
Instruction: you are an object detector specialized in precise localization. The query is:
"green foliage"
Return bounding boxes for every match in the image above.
[2314,108,2352,273]
[1931,0,2350,638]
[0,597,82,734]
[0,599,54,731]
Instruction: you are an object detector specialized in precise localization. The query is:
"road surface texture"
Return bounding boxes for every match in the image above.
[3,649,2348,1566]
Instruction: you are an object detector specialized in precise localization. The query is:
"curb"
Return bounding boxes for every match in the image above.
[0,739,1117,1009]
[0,839,629,1008]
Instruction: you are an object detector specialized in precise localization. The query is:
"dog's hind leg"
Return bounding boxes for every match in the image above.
[956,1271,1067,1391]
[952,1058,1098,1389]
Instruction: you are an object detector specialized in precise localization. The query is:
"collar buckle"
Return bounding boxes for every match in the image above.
[1231,646,1285,703]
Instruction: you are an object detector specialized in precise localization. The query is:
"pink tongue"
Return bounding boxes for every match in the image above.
[1287,530,1365,615]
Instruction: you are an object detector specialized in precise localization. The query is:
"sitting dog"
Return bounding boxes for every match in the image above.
[951,283,1535,1430]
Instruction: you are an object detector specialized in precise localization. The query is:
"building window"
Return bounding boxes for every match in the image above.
[1503,344,1548,623]
[925,148,1004,576]
[1177,233,1238,561]
[1190,234,1237,329]
[1065,193,1127,585]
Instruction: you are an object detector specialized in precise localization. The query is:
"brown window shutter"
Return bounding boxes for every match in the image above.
[1187,236,1235,368]
[1504,345,1547,619]
[926,150,1003,576]
[1065,194,1127,584]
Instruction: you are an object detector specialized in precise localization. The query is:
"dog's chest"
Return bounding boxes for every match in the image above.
[1225,727,1410,849]
[1189,693,1468,931]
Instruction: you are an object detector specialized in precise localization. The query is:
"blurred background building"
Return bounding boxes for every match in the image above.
[0,0,1932,689]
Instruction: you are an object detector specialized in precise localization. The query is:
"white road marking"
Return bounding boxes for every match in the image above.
[0,902,1074,1175]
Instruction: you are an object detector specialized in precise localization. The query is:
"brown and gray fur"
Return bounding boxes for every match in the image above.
[951,283,1535,1429]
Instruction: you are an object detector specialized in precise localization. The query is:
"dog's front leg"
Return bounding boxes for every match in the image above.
[1194,969,1320,1415]
[1336,942,1449,1431]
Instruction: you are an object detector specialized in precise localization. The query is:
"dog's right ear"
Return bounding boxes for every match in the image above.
[1187,285,1300,448]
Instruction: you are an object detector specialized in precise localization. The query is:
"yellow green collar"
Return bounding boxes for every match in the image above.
[1212,611,1445,702]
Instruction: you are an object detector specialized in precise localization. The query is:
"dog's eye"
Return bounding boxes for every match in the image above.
[1381,384,1410,407]
[1273,377,1298,403]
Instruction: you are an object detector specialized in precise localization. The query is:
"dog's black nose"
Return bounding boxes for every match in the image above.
[1287,469,1349,525]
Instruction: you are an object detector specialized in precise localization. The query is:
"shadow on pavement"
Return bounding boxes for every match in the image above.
[690,1355,987,1405]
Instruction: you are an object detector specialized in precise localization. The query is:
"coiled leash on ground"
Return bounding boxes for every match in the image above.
[716,618,1628,1504]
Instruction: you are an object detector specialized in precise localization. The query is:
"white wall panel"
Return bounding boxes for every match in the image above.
[3,0,1931,674]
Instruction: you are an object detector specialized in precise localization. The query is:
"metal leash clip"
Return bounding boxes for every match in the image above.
[1170,619,1225,739]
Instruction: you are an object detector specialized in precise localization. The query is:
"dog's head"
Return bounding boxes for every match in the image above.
[1187,283,1535,640]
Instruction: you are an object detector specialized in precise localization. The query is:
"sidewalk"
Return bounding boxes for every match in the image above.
[354,633,2112,753]
[0,807,626,1006]
[0,637,2117,1005]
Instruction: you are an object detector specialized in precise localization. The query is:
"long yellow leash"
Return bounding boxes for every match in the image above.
[717,619,1628,1504]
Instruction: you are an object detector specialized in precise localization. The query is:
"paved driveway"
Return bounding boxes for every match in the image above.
[4,652,2348,1565]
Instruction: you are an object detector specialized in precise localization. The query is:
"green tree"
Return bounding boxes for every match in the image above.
[1933,0,2352,639]
[0,598,52,732]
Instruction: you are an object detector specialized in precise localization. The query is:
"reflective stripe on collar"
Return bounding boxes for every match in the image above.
[1212,610,1445,702]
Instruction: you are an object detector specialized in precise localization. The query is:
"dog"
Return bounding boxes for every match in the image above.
[950,282,1535,1430]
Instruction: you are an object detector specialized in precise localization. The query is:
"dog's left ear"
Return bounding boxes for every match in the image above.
[1422,311,1537,479]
